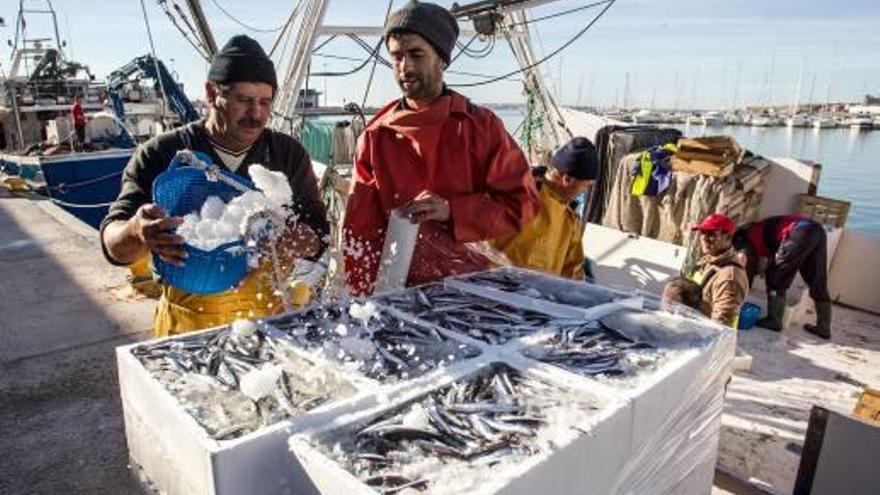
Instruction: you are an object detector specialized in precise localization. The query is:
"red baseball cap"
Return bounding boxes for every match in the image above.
[690,214,736,234]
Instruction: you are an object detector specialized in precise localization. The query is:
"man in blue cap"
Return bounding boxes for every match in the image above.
[492,137,599,279]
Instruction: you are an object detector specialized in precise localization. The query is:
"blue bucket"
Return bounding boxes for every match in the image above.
[738,302,761,330]
[152,152,255,295]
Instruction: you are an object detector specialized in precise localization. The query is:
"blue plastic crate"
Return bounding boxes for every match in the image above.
[738,302,761,330]
[151,151,255,295]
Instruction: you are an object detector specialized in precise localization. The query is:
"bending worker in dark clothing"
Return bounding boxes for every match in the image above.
[100,35,329,337]
[734,215,831,339]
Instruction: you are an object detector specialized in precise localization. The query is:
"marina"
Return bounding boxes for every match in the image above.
[1,0,879,494]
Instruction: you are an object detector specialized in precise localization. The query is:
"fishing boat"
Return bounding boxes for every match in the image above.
[0,1,195,228]
[786,114,810,127]
[686,111,726,126]
[813,115,838,129]
[631,109,662,124]
[750,114,778,127]
[847,115,874,131]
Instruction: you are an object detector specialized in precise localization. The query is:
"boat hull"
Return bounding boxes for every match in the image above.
[1,150,132,229]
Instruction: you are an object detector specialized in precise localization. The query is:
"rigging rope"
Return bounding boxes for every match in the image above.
[45,170,124,192]
[449,0,617,88]
[46,197,116,209]
[362,0,395,109]
[508,0,613,27]
[208,0,287,32]
[155,1,210,60]
[311,38,384,77]
[310,52,520,82]
[139,0,169,118]
[269,0,305,58]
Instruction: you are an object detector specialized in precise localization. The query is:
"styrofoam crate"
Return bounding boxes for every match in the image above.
[118,311,483,495]
[119,272,732,495]
[117,330,376,495]
[289,358,633,495]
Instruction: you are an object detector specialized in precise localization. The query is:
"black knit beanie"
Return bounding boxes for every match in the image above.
[384,1,459,65]
[208,35,277,90]
[551,137,600,181]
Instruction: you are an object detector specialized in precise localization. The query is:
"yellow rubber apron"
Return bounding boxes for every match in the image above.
[153,264,284,338]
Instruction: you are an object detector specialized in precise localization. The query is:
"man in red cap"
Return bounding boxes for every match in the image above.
[665,214,748,327]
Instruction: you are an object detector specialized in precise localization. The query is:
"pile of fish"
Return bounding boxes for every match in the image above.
[457,269,617,308]
[132,324,355,440]
[270,300,480,381]
[377,284,554,344]
[331,366,558,494]
[523,320,654,377]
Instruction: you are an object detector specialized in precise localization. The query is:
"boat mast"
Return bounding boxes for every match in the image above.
[184,0,218,57]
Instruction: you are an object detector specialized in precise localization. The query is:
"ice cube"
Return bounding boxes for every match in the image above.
[239,364,282,401]
[200,195,226,220]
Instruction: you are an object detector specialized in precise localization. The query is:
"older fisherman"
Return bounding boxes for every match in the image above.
[342,1,539,295]
[101,35,329,337]
[492,137,598,280]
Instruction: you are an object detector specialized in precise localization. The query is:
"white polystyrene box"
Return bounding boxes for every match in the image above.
[289,358,635,495]
[119,271,732,495]
[116,330,379,495]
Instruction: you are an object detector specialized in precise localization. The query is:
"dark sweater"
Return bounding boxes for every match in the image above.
[100,121,329,265]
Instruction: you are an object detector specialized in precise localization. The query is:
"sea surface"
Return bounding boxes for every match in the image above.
[494,107,880,237]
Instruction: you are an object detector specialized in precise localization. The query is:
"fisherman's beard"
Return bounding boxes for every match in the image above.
[396,71,442,101]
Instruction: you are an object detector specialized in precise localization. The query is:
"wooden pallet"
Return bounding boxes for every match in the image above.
[797,193,851,228]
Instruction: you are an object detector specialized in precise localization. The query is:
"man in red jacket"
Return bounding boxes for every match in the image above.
[71,94,87,150]
[343,1,539,295]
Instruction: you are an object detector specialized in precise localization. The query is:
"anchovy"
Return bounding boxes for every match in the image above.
[449,402,523,415]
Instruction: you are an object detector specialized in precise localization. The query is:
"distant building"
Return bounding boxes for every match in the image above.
[848,96,880,116]
[296,89,322,109]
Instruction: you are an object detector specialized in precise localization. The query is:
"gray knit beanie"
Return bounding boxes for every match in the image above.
[384,1,459,64]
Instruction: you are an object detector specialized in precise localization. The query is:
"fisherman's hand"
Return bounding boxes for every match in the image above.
[130,204,187,266]
[401,191,450,223]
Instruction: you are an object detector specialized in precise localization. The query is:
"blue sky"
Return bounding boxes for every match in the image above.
[2,0,878,109]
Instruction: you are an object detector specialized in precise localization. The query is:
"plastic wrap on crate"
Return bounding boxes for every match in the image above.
[606,316,735,495]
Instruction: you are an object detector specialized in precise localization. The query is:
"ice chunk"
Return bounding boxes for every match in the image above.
[239,364,282,401]
[195,220,215,240]
[334,324,349,337]
[200,195,226,220]
[249,164,293,210]
[349,301,378,323]
[338,337,376,361]
[230,319,257,338]
[213,219,239,240]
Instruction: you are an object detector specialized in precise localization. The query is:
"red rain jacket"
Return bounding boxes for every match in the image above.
[72,101,86,127]
[745,215,811,257]
[343,91,539,295]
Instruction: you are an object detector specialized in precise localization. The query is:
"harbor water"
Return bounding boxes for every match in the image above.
[495,108,880,237]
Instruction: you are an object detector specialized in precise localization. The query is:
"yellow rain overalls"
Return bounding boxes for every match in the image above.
[492,185,585,280]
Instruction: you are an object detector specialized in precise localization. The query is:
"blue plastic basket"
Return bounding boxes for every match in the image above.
[151,151,255,295]
[738,302,762,330]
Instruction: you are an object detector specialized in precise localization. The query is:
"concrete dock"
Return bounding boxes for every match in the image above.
[0,188,153,493]
[2,187,875,494]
